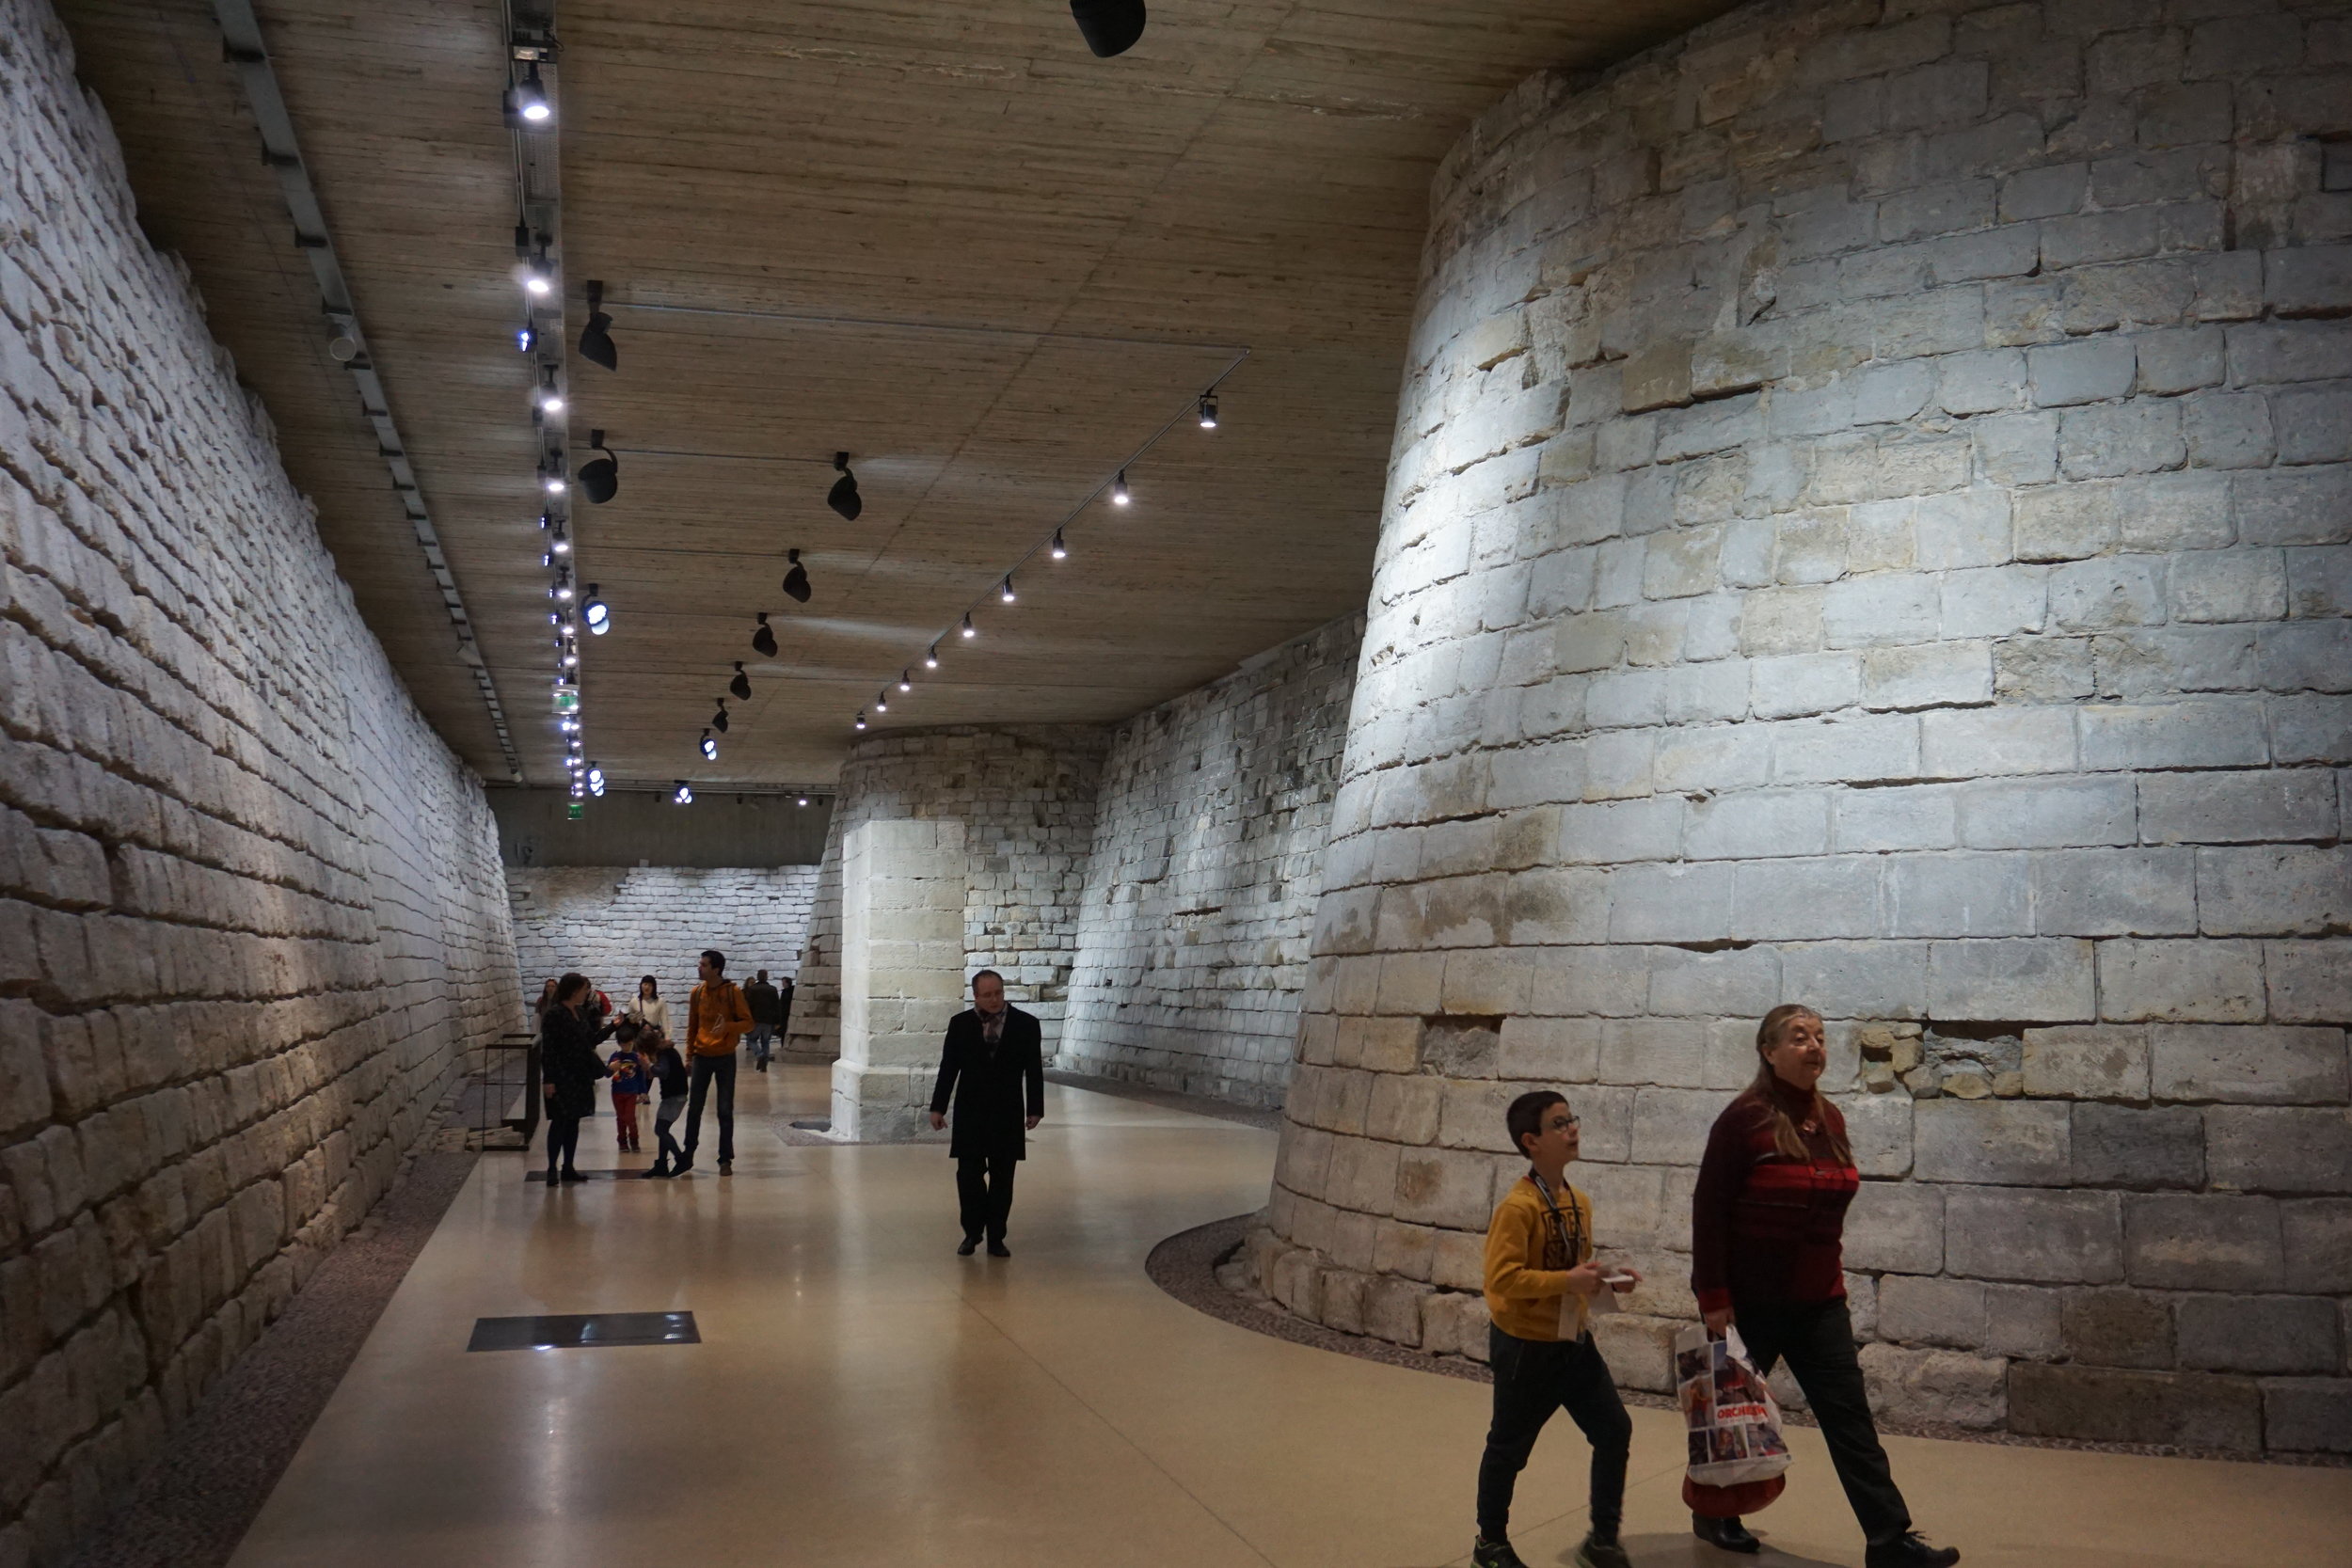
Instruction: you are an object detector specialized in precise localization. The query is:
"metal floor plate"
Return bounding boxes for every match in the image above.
[466,1312,700,1352]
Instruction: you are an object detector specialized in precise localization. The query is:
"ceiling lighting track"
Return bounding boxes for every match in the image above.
[613,297,1247,356]
[211,0,522,782]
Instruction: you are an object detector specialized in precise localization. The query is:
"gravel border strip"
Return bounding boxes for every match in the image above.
[64,1148,482,1568]
[1145,1212,2347,1469]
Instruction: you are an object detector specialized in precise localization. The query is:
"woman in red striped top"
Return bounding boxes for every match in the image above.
[1687,1005,1960,1568]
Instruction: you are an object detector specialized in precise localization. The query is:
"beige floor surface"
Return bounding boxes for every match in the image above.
[226,1067,2349,1568]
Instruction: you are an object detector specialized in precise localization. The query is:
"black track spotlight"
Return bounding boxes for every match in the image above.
[1051,529,1068,560]
[875,689,889,714]
[1199,391,1218,429]
[582,584,610,635]
[961,613,976,639]
[711,699,730,734]
[898,670,913,692]
[579,428,619,503]
[579,279,617,372]
[1111,469,1131,506]
[925,645,940,669]
[752,612,777,657]
[782,547,812,603]
[1000,575,1016,603]
[700,728,718,761]
[797,794,809,807]
[508,62,552,126]
[854,710,867,731]
[673,781,693,804]
[587,764,606,797]
[730,661,753,701]
[1070,0,1146,57]
[827,452,862,521]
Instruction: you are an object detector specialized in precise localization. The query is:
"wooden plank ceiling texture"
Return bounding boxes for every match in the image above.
[56,0,1728,787]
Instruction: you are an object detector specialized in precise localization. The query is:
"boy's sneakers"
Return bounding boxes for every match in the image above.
[1470,1540,1527,1568]
[1574,1532,1631,1568]
[1866,1533,1960,1568]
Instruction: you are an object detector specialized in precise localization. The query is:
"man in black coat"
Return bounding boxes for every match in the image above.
[928,969,1044,1258]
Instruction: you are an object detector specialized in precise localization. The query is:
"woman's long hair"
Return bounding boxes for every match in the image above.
[1749,1004,1851,1163]
[639,974,659,1000]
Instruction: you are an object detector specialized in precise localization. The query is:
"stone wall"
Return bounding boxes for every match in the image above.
[785,726,1111,1062]
[1253,0,2351,1456]
[0,4,522,1561]
[1057,617,1361,1107]
[506,864,820,1015]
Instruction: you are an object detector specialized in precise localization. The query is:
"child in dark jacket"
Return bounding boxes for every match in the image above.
[635,1029,692,1179]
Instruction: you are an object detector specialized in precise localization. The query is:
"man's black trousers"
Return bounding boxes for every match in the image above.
[956,1153,1017,1243]
[1731,1297,1912,1544]
[1476,1324,1629,1543]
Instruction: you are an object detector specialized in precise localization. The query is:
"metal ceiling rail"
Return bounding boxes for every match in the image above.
[210,0,525,783]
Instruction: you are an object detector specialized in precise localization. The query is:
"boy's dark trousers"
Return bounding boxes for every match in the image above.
[1476,1323,1630,1544]
[651,1096,686,1169]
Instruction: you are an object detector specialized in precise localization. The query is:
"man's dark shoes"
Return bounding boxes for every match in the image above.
[986,1239,1010,1258]
[1470,1539,1527,1568]
[957,1235,979,1257]
[1866,1533,1959,1568]
[671,1161,692,1177]
[1694,1513,1762,1554]
[719,1159,733,1176]
[1574,1533,1630,1568]
[560,1168,588,1182]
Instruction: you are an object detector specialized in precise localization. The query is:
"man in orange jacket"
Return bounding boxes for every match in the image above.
[677,948,753,1175]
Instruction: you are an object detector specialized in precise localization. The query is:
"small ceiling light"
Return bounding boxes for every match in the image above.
[854,711,867,730]
[512,63,552,124]
[961,613,976,639]
[579,279,617,372]
[1111,469,1131,506]
[562,650,578,668]
[797,794,809,807]
[550,531,569,555]
[898,670,913,691]
[545,471,566,496]
[554,572,574,601]
[1199,392,1218,429]
[730,662,753,701]
[782,547,812,603]
[711,700,730,734]
[673,781,693,805]
[924,645,939,669]
[516,325,536,354]
[1001,575,1016,603]
[587,765,606,797]
[1070,0,1147,57]
[875,689,889,713]
[827,451,862,521]
[1050,530,1068,559]
[525,271,552,299]
[700,729,718,760]
[579,429,619,503]
[752,612,777,657]
[537,372,564,417]
[582,585,610,635]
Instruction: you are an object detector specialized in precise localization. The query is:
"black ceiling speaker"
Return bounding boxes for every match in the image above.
[751,612,777,657]
[826,451,862,521]
[1071,0,1145,56]
[579,278,617,371]
[729,661,752,701]
[579,428,619,503]
[711,699,730,734]
[782,547,812,603]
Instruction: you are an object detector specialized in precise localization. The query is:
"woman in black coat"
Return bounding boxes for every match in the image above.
[541,972,614,1184]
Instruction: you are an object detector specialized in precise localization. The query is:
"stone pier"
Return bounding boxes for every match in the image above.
[832,818,970,1141]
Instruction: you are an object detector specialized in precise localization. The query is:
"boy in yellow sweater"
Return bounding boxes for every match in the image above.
[1474,1090,1642,1568]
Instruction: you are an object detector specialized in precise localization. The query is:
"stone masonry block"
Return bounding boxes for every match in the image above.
[2097,939,2265,1023]
[2030,338,2137,405]
[1957,775,2135,850]
[2281,1199,2352,1294]
[2176,1295,2343,1376]
[2205,1107,2352,1196]
[1947,1186,2122,1284]
[2061,1287,2175,1370]
[2267,940,2352,1026]
[2010,1364,2262,1451]
[2137,770,2339,845]
[2071,1102,2206,1189]
[2264,1379,2352,1455]
[1921,706,2076,778]
[2125,1193,2284,1290]
[1928,939,2096,1021]
[1915,1100,2071,1185]
[1843,1180,1945,1275]
[2079,701,2269,772]
[2197,845,2351,936]
[2152,1024,2350,1105]
[1878,1275,1985,1348]
[1860,1342,2008,1429]
[1887,852,2031,938]
[2034,847,2198,936]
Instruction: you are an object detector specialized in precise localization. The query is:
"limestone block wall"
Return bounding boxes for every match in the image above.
[1254,0,2351,1457]
[506,865,820,1015]
[785,726,1111,1062]
[833,819,969,1139]
[0,4,522,1560]
[1057,617,1362,1107]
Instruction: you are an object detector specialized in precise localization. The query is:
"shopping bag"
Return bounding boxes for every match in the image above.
[1674,1321,1791,1513]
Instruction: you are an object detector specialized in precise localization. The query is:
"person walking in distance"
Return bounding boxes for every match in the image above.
[678,949,752,1175]
[540,973,615,1185]
[742,969,781,1073]
[1470,1092,1640,1568]
[928,970,1043,1257]
[774,974,796,1053]
[627,975,670,1039]
[635,1026,691,1179]
[1689,1005,1960,1568]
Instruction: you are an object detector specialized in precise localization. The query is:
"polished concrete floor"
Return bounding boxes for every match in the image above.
[229,1067,2349,1568]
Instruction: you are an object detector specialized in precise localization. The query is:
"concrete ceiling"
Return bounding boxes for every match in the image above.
[56,0,1729,788]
